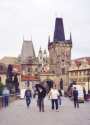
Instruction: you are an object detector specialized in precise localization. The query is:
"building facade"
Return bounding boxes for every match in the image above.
[69,57,90,91]
[48,18,72,88]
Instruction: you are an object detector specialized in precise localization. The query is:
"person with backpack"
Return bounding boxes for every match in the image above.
[35,84,46,112]
[25,87,32,108]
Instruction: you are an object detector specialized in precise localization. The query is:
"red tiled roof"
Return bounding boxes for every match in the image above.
[72,57,90,65]
[75,60,81,66]
[72,57,90,61]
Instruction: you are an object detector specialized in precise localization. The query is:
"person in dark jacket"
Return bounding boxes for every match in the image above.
[73,87,79,108]
[25,88,32,108]
[35,84,46,112]
[83,87,87,101]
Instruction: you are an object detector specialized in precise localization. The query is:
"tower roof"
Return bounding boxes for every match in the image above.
[21,40,35,62]
[53,18,65,42]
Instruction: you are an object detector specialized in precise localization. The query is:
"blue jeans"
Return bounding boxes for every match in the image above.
[2,96,9,107]
[51,99,58,110]
[26,97,31,107]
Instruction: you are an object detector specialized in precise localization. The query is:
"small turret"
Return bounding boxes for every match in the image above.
[48,35,50,43]
[38,47,43,64]
[70,32,72,42]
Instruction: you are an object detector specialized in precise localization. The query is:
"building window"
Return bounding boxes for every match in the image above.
[82,71,84,75]
[75,71,77,76]
[79,71,81,75]
[82,78,85,82]
[0,65,3,71]
[71,72,73,76]
[28,68,31,73]
[35,68,38,72]
[62,68,65,75]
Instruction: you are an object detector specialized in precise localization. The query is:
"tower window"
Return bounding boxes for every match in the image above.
[62,68,65,75]
[28,68,31,73]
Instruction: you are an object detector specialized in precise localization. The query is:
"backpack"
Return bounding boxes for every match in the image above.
[42,89,46,98]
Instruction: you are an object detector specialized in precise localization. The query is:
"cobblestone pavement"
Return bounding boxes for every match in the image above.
[0,97,90,125]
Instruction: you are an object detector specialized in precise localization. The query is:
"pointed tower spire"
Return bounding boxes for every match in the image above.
[39,46,42,53]
[53,18,65,42]
[70,32,72,41]
[48,35,50,43]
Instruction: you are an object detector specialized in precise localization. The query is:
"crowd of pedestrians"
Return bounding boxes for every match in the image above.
[1,79,86,111]
[24,80,68,112]
[24,81,82,112]
[24,81,63,112]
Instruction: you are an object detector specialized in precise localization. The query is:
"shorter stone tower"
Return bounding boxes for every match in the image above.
[20,39,35,63]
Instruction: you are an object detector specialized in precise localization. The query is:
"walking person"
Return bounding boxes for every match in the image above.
[58,89,62,106]
[2,86,10,107]
[49,85,60,111]
[83,87,87,101]
[25,87,32,108]
[35,84,46,112]
[73,87,79,108]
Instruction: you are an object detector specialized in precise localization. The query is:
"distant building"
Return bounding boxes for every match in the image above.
[0,56,18,66]
[69,57,90,90]
[48,18,72,88]
[0,63,7,74]
[38,47,49,73]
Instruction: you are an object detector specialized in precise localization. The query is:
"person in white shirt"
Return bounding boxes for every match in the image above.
[49,85,59,111]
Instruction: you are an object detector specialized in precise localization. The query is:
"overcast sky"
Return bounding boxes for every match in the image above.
[0,0,90,59]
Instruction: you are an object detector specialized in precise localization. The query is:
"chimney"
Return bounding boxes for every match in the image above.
[53,18,65,42]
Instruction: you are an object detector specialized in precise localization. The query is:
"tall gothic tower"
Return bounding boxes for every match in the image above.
[48,18,72,87]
